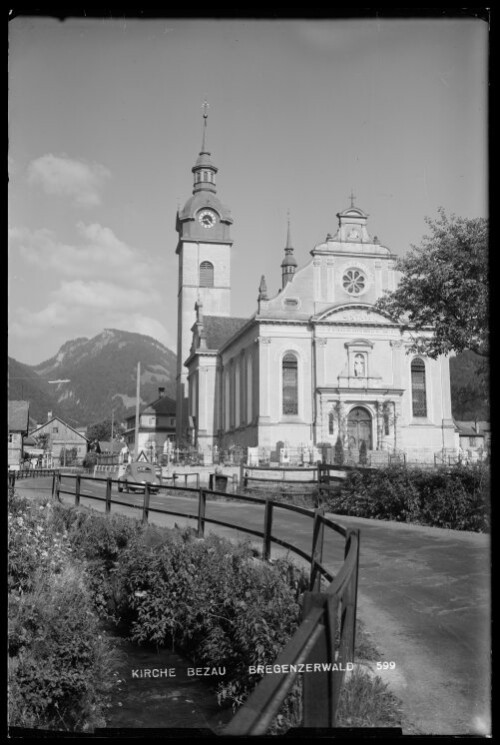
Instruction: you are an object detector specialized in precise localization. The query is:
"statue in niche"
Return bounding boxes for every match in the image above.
[354,354,365,377]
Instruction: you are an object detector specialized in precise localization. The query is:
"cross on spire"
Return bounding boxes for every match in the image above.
[201,100,209,152]
[349,189,356,208]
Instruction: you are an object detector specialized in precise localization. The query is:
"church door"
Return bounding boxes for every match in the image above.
[347,407,372,452]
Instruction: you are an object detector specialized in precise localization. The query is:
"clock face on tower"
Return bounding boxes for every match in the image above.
[198,209,217,229]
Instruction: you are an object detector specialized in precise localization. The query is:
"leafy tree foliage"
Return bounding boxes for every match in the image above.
[87,418,113,443]
[450,351,489,420]
[376,209,488,358]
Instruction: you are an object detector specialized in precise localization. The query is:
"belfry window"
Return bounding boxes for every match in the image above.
[199,261,214,288]
[282,353,298,415]
[411,358,427,417]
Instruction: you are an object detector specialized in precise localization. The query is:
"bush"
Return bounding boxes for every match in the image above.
[323,463,490,532]
[110,531,309,715]
[8,491,120,731]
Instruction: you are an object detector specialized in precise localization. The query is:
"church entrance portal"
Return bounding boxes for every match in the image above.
[347,406,372,453]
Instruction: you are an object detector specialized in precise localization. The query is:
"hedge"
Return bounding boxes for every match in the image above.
[322,463,490,532]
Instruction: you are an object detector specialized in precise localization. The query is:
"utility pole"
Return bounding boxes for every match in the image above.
[134,362,141,461]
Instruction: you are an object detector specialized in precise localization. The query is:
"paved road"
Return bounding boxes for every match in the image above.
[14,475,491,735]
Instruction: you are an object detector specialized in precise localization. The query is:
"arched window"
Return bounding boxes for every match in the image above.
[282,353,298,415]
[199,261,214,287]
[411,358,427,417]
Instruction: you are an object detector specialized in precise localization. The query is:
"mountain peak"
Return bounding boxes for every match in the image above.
[20,330,177,427]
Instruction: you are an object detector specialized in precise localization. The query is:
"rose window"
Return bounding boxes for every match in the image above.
[342,269,366,295]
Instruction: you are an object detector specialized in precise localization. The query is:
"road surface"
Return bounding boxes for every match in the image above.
[13,475,491,735]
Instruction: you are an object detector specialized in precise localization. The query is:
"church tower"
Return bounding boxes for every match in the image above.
[175,104,233,443]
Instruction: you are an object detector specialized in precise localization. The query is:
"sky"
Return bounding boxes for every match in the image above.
[8,13,488,366]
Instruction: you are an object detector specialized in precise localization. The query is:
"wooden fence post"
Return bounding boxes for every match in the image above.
[309,507,325,591]
[197,488,206,537]
[344,528,360,659]
[55,472,62,502]
[142,483,150,524]
[75,473,81,507]
[262,499,273,561]
[105,477,112,514]
[302,592,339,727]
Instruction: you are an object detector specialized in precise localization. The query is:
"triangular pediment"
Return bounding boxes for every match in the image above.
[315,304,396,325]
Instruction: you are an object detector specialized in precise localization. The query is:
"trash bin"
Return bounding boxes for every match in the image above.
[209,473,228,492]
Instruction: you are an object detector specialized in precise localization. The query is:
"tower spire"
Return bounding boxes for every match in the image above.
[286,209,293,248]
[349,189,356,208]
[281,211,297,289]
[201,99,209,152]
[192,100,217,194]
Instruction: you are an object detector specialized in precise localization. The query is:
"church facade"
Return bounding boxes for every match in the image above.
[175,113,457,464]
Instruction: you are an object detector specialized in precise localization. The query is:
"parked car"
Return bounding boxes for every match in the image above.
[117,462,161,493]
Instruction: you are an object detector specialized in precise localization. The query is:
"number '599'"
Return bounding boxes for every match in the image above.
[376,661,396,670]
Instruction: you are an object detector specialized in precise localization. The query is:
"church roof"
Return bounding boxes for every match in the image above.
[203,315,249,350]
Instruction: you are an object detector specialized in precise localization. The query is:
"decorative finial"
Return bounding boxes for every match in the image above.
[195,296,203,323]
[286,209,293,249]
[349,189,356,208]
[258,275,268,301]
[201,100,209,152]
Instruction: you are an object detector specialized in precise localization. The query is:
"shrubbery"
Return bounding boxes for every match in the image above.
[9,492,310,730]
[323,463,490,532]
[113,529,308,713]
[8,491,119,731]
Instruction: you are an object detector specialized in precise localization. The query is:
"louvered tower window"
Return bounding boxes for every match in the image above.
[411,358,427,417]
[199,261,214,288]
[282,353,298,415]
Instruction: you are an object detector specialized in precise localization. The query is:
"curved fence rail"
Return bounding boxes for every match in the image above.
[8,468,60,486]
[32,471,360,733]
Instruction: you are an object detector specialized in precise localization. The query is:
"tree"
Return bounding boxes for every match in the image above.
[376,209,488,359]
[334,436,345,466]
[359,440,368,466]
[33,432,50,451]
[87,418,113,443]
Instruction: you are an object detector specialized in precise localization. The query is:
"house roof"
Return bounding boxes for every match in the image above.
[30,416,89,442]
[202,315,249,350]
[455,420,490,435]
[8,401,30,433]
[142,394,177,416]
[125,394,177,425]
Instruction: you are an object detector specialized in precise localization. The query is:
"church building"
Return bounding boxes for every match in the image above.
[175,110,456,464]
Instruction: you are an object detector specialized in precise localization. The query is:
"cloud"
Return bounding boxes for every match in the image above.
[10,304,174,354]
[27,154,111,206]
[8,221,175,362]
[54,280,159,310]
[9,223,159,288]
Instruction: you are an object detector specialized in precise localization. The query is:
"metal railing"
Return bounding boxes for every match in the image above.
[50,471,360,732]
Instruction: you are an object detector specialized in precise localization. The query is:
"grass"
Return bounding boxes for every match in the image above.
[336,666,403,728]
